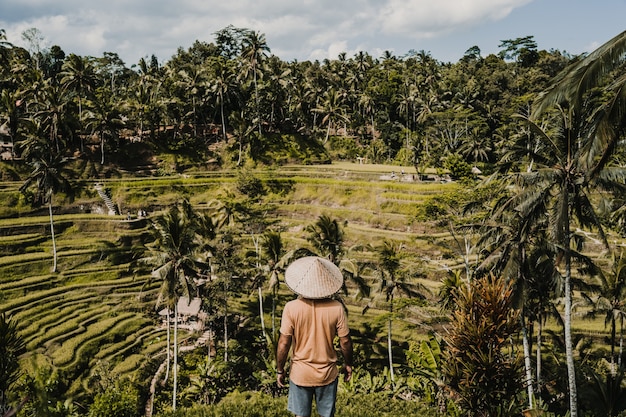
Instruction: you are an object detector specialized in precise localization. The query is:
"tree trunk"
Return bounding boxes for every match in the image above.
[521,316,534,409]
[564,223,578,417]
[272,286,277,339]
[387,303,395,383]
[536,318,543,395]
[173,304,178,411]
[619,316,624,369]
[224,312,228,362]
[100,131,105,165]
[324,122,331,144]
[224,278,229,362]
[220,98,227,142]
[48,201,57,273]
[254,67,261,136]
[611,318,617,374]
[258,286,266,340]
[165,308,170,382]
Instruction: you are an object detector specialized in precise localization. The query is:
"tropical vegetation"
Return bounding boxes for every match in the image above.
[1,24,626,416]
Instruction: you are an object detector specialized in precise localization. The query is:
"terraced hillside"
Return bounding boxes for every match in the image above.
[0,163,464,398]
[0,162,613,408]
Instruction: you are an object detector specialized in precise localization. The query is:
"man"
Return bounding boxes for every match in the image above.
[276,256,353,417]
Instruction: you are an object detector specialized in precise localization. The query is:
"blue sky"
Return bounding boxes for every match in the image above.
[0,0,624,66]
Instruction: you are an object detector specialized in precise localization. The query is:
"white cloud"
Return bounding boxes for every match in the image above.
[378,0,532,36]
[0,0,614,65]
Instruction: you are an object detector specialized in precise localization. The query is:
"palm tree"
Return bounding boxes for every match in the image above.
[31,80,75,154]
[508,30,626,417]
[175,65,206,138]
[240,31,270,135]
[582,250,626,372]
[0,89,24,155]
[143,202,203,411]
[476,201,564,406]
[229,110,254,166]
[365,239,429,384]
[313,88,349,144]
[474,207,536,408]
[499,104,626,416]
[305,214,344,264]
[60,54,96,138]
[0,313,25,416]
[260,230,286,339]
[208,56,237,142]
[19,131,72,273]
[84,91,124,164]
[0,29,12,59]
[303,214,370,298]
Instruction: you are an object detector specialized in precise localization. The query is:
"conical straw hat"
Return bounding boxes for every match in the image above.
[284,256,343,299]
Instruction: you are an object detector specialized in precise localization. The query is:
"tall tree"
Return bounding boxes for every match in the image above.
[261,230,286,339]
[518,29,626,417]
[364,239,428,384]
[143,201,204,411]
[499,104,626,416]
[0,313,25,416]
[19,131,72,273]
[60,54,97,129]
[313,88,349,144]
[305,214,344,263]
[208,56,237,142]
[583,250,626,372]
[240,31,269,135]
[84,90,124,164]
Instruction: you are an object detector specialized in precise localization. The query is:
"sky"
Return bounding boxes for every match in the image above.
[0,0,625,67]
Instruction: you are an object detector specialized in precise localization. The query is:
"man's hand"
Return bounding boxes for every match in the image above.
[343,365,353,382]
[277,371,287,388]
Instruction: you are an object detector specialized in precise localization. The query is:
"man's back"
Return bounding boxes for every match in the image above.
[280,298,349,386]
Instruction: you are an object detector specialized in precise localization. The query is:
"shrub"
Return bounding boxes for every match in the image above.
[441,275,524,416]
[155,390,437,417]
[88,381,141,417]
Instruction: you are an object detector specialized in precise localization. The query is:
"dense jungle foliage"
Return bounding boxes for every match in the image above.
[2,24,626,416]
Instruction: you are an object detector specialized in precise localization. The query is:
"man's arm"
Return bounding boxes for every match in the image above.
[339,334,353,381]
[276,333,292,388]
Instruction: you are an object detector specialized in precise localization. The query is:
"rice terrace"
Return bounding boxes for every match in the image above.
[2,26,626,417]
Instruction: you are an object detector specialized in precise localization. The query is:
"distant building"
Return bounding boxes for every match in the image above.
[158,296,206,332]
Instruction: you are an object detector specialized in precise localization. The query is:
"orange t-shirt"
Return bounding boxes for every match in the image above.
[279,297,350,386]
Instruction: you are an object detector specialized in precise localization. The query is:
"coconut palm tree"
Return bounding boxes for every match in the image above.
[240,31,269,135]
[31,80,76,154]
[303,214,370,298]
[260,230,286,339]
[175,65,206,138]
[499,104,626,416]
[364,239,429,384]
[208,56,237,142]
[143,202,204,411]
[0,313,25,416]
[582,250,626,372]
[0,89,25,155]
[313,88,349,144]
[60,54,96,127]
[19,130,72,273]
[305,214,344,264]
[508,30,626,417]
[84,90,124,164]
